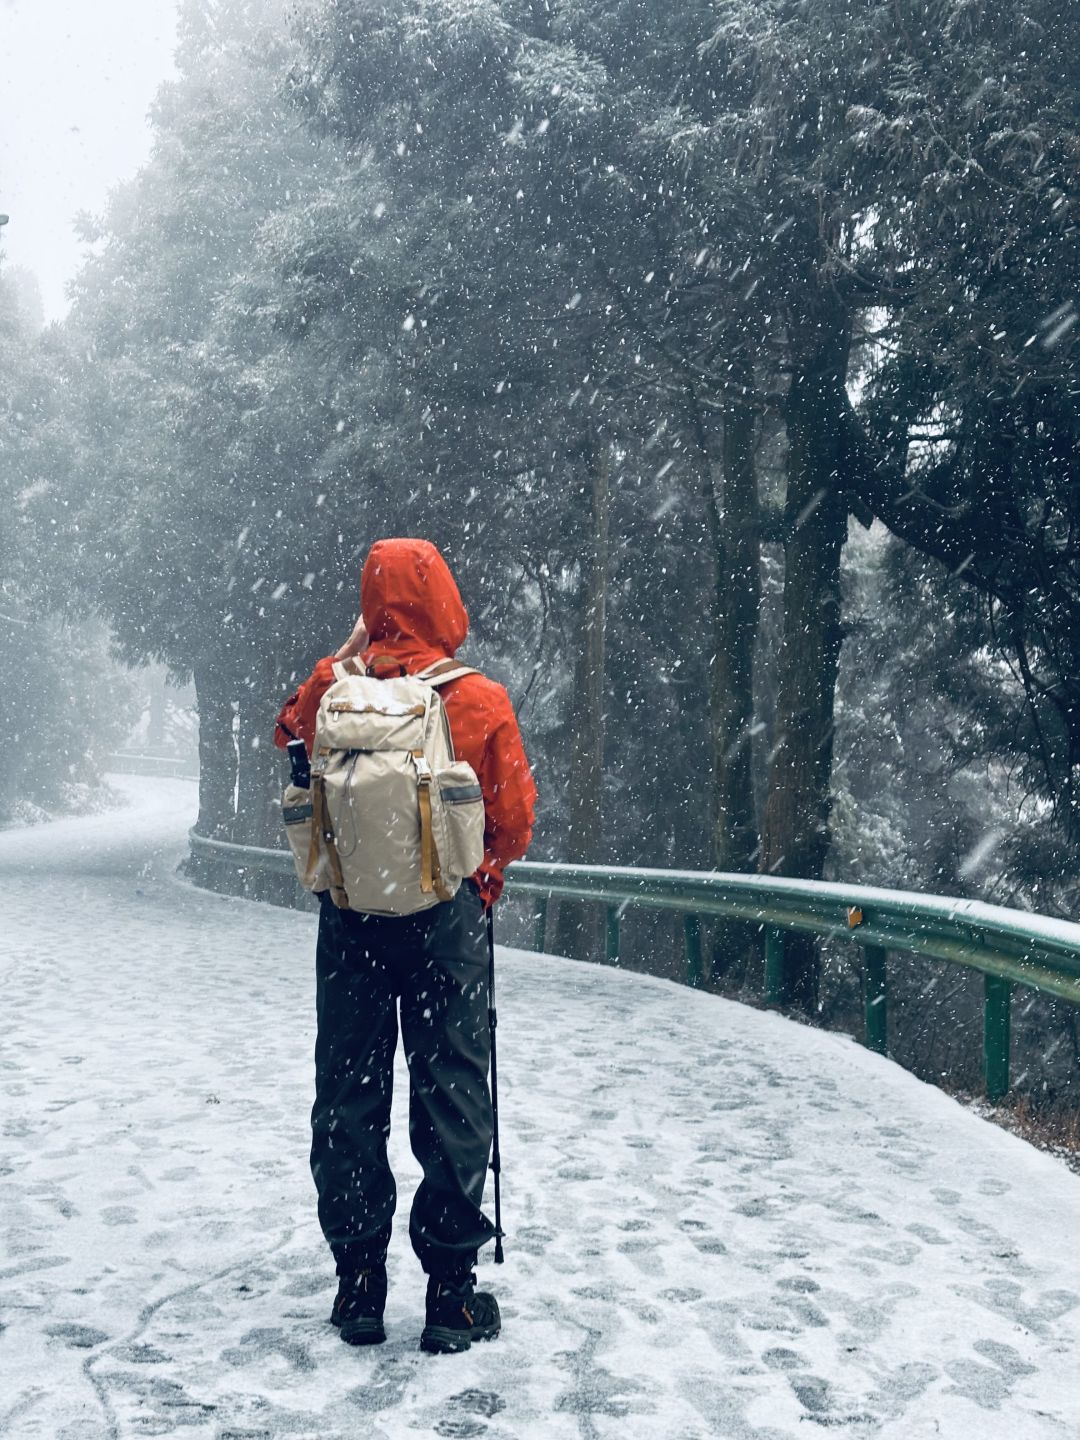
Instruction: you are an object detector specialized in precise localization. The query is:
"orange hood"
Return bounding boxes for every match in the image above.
[360,538,469,671]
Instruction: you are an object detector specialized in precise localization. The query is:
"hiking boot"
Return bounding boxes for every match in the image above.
[420,1272,501,1354]
[330,1266,387,1346]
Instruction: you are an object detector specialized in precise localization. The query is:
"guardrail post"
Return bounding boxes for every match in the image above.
[532,894,549,953]
[606,905,621,966]
[862,946,888,1054]
[984,974,1012,1102]
[764,927,785,1006]
[684,913,704,988]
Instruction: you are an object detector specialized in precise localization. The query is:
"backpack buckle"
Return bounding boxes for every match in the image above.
[412,751,432,785]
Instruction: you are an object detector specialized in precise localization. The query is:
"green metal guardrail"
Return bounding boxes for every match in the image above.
[187,831,1080,1102]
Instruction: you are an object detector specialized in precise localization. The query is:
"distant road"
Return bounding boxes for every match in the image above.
[2,775,1079,1438]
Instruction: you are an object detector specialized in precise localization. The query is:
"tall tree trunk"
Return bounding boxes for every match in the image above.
[759,288,851,1011]
[236,654,283,851]
[711,360,761,874]
[147,675,166,751]
[553,435,609,961]
[689,370,763,982]
[193,658,236,838]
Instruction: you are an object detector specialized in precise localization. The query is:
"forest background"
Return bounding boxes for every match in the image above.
[3,0,1079,1116]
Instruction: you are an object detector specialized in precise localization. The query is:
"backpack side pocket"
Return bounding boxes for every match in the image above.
[283,781,326,892]
[434,761,486,882]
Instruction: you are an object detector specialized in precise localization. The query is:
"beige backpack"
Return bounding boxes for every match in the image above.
[282,658,486,915]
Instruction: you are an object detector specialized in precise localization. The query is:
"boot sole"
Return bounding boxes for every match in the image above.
[339,1317,387,1346]
[420,1322,500,1355]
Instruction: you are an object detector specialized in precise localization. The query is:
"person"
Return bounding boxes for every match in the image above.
[273,537,536,1354]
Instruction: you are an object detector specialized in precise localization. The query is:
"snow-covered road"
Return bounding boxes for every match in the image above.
[2,777,1079,1440]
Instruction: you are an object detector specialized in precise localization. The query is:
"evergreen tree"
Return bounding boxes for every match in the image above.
[0,274,131,822]
[62,0,354,841]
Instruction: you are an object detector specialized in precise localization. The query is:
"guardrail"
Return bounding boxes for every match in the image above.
[108,752,199,779]
[187,831,1080,1102]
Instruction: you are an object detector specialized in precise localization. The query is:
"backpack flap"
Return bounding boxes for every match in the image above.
[316,672,432,757]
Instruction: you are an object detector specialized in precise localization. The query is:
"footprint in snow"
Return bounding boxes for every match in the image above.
[448,1390,506,1418]
[692,1236,728,1255]
[281,1272,336,1298]
[945,1354,1029,1410]
[220,1326,315,1371]
[160,1165,198,1182]
[45,1322,109,1349]
[776,1275,820,1294]
[434,1418,487,1438]
[616,1238,657,1254]
[978,1176,1011,1196]
[111,1342,172,1364]
[734,1197,771,1218]
[762,1346,808,1371]
[102,1204,137,1226]
[345,1357,411,1415]
[972,1338,1038,1376]
[906,1221,949,1245]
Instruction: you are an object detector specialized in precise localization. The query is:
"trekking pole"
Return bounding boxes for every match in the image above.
[486,904,505,1263]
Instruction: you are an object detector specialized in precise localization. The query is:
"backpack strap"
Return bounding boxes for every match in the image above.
[332,657,366,682]
[312,774,350,910]
[412,750,454,902]
[416,659,480,688]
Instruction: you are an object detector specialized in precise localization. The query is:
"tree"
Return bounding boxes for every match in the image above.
[60,0,356,843]
[0,274,131,821]
[841,0,1080,846]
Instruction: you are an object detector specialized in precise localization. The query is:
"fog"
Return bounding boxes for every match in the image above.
[1,0,179,322]
[2,0,1080,1429]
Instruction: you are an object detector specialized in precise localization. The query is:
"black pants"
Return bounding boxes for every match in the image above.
[311,882,496,1278]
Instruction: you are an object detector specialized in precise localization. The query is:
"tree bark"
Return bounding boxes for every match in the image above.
[147,675,166,751]
[688,368,763,981]
[553,434,609,962]
[193,658,236,839]
[236,654,284,852]
[711,360,761,874]
[759,288,852,1011]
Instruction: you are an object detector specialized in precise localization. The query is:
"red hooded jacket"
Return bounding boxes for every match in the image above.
[274,538,536,906]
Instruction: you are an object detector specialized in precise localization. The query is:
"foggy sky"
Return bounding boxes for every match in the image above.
[0,0,179,323]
